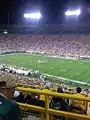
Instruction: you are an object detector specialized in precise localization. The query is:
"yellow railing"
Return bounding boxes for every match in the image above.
[16,87,90,120]
[17,83,75,94]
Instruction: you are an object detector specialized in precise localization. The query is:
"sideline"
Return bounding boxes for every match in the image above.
[43,73,90,86]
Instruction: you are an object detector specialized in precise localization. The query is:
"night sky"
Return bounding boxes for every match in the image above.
[0,0,90,24]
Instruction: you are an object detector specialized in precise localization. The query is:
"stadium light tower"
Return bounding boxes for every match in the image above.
[65,9,81,16]
[24,12,42,20]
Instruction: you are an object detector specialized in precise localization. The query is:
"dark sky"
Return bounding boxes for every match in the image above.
[0,0,90,24]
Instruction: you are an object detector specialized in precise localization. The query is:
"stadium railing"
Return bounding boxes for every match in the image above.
[16,87,90,120]
[17,83,75,94]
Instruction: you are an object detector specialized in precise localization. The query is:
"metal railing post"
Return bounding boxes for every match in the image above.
[41,112,44,120]
[49,115,53,120]
[45,94,49,120]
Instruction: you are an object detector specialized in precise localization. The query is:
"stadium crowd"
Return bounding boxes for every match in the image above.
[0,69,90,116]
[0,34,90,56]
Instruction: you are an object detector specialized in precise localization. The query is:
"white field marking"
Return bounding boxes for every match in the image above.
[76,72,81,75]
[50,68,55,69]
[42,73,90,86]
[80,62,84,64]
[37,60,47,64]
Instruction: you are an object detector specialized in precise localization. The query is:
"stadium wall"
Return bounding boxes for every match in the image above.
[1,51,90,61]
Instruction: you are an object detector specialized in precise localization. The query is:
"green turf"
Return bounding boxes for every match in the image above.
[0,53,90,83]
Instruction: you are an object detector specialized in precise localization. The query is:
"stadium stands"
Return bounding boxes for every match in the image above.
[0,70,90,119]
[0,34,90,56]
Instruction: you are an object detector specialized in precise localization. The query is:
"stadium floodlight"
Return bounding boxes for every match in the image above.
[24,12,42,20]
[65,9,81,16]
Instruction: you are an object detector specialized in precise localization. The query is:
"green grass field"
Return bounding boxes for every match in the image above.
[0,53,90,83]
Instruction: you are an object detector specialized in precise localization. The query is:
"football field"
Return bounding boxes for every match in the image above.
[0,53,90,83]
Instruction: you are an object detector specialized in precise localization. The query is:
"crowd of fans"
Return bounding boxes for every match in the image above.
[0,70,90,116]
[0,34,90,56]
[14,81,89,115]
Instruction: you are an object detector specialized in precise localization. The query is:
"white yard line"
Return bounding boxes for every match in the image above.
[42,73,90,86]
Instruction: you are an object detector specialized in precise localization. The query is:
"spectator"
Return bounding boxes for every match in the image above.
[0,74,22,120]
[14,90,25,103]
[69,87,86,114]
[40,83,51,101]
[50,87,67,111]
[24,94,32,104]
